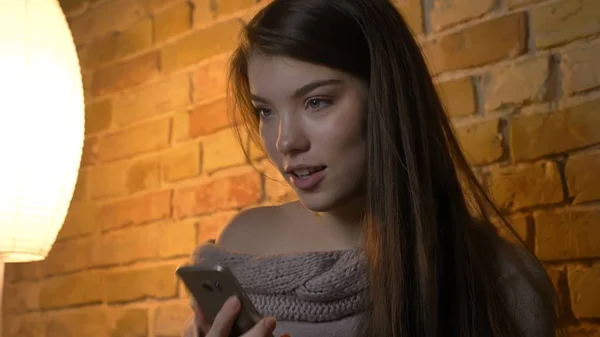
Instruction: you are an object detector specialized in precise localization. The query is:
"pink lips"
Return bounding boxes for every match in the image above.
[288,167,327,190]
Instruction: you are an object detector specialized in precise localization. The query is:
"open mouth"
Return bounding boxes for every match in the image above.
[290,166,327,178]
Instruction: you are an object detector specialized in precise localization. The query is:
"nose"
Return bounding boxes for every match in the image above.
[276,113,309,155]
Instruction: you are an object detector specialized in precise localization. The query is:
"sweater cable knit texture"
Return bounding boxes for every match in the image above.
[182,240,555,337]
[192,244,369,322]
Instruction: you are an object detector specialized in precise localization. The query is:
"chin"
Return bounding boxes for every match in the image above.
[298,198,335,213]
[296,191,350,213]
[289,174,365,213]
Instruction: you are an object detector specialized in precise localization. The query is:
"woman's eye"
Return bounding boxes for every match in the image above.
[307,98,330,110]
[255,107,273,118]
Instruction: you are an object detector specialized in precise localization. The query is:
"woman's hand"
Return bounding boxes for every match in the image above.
[194,296,277,337]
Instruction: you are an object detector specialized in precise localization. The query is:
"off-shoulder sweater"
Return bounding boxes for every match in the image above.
[182,240,555,337]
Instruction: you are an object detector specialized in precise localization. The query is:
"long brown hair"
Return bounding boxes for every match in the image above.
[226,1,561,336]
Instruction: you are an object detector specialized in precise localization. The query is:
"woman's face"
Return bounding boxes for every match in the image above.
[247,53,368,212]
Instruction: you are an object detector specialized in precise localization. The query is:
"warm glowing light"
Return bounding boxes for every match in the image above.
[0,0,85,262]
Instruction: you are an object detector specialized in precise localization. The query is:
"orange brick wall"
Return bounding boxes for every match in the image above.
[3,0,600,336]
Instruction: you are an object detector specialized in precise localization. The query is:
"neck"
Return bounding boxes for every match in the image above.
[313,196,365,247]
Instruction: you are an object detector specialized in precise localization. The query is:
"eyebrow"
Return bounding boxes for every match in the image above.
[250,78,343,103]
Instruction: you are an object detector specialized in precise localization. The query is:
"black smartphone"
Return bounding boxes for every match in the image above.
[176,264,268,336]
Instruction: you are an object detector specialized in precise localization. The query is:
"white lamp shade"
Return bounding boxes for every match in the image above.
[0,0,85,262]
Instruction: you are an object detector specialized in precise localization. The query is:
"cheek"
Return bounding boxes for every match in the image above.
[325,109,365,152]
[333,133,367,185]
[322,108,367,171]
[335,133,366,169]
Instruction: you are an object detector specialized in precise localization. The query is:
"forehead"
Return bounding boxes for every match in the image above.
[247,53,348,95]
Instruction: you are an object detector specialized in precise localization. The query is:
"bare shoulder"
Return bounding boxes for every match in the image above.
[215,204,287,252]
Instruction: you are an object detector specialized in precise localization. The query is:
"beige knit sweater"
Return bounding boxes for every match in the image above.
[181,241,555,337]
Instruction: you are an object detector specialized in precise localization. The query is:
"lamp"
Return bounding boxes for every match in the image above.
[0,0,85,334]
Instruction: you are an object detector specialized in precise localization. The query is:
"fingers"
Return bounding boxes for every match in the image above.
[206,296,241,337]
[196,296,278,337]
[242,316,277,337]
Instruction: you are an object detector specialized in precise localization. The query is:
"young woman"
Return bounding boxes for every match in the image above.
[183,1,561,336]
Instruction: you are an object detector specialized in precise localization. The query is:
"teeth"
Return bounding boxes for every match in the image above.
[292,167,324,177]
[294,169,311,177]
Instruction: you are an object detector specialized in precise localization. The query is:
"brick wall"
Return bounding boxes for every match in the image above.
[3,0,599,336]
